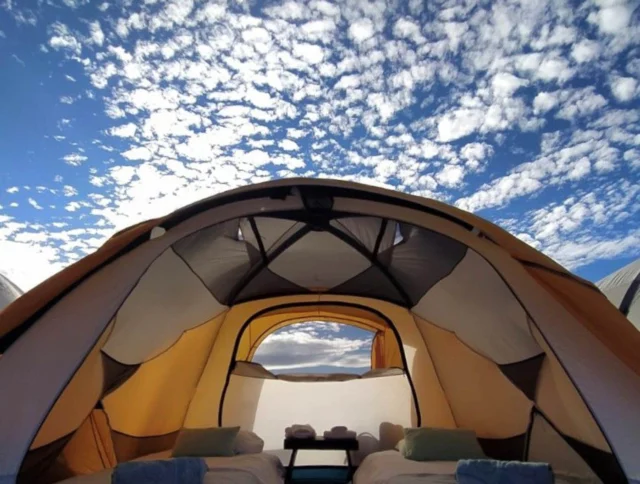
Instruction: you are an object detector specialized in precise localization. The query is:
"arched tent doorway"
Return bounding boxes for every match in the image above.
[0,179,639,484]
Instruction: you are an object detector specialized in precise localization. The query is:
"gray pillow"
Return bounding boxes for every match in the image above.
[172,426,241,457]
[401,427,486,462]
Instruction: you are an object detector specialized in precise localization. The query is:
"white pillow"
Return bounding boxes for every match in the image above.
[234,430,264,455]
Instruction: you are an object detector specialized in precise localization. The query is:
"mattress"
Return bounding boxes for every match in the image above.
[57,452,284,484]
[353,450,602,484]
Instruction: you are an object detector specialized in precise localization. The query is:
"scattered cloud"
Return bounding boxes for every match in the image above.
[62,153,88,166]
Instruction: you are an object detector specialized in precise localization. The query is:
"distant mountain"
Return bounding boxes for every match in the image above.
[0,273,23,312]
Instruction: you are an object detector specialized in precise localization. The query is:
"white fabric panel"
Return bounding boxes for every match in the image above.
[241,217,300,252]
[528,414,601,482]
[413,250,541,364]
[269,232,371,289]
[222,373,415,466]
[331,217,396,253]
[0,196,304,479]
[102,249,226,365]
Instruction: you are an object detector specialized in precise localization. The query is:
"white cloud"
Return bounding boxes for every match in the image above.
[253,322,372,371]
[571,39,601,64]
[110,123,138,138]
[60,96,74,104]
[88,21,105,46]
[48,22,81,55]
[122,146,153,161]
[533,92,559,114]
[348,18,375,44]
[436,164,465,188]
[292,42,325,64]
[28,198,43,210]
[588,3,633,35]
[610,76,638,102]
[491,72,528,98]
[63,153,88,166]
[280,139,300,151]
[6,187,19,194]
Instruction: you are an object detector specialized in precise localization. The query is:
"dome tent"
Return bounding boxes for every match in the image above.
[0,179,638,484]
[597,258,640,331]
[0,272,22,313]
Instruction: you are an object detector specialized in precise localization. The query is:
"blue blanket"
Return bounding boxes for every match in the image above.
[456,459,553,484]
[111,457,207,484]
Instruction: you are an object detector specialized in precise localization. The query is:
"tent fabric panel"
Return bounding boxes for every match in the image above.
[477,434,526,461]
[563,434,628,484]
[17,434,73,484]
[23,410,117,483]
[330,265,407,305]
[172,220,252,304]
[31,321,114,449]
[240,217,300,254]
[532,327,610,451]
[234,268,309,303]
[268,231,372,290]
[388,225,467,305]
[527,413,602,482]
[101,353,139,398]
[111,431,178,463]
[529,266,640,376]
[102,313,226,438]
[331,217,396,254]
[101,249,226,365]
[413,250,541,365]
[499,353,545,401]
[415,316,532,438]
[0,195,307,479]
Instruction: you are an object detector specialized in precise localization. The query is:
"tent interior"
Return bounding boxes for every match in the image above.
[1,182,639,484]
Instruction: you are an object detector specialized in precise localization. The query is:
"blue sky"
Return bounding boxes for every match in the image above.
[0,0,639,370]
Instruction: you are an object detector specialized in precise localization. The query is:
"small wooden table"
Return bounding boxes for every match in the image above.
[284,437,359,483]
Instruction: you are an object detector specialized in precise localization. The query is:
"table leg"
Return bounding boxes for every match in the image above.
[285,448,298,484]
[346,450,354,482]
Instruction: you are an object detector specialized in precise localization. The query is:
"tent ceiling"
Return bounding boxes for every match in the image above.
[173,214,468,308]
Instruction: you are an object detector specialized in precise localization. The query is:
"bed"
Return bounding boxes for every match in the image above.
[57,451,284,484]
[352,450,602,484]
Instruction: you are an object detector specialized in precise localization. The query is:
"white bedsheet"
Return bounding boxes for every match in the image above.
[353,451,602,484]
[57,452,284,484]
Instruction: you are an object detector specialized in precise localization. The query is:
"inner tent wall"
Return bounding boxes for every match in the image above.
[12,209,623,483]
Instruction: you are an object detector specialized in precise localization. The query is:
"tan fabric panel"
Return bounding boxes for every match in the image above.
[31,323,115,449]
[528,414,601,482]
[55,410,116,477]
[529,267,640,377]
[102,249,226,365]
[103,312,226,437]
[413,250,541,365]
[184,295,455,430]
[532,326,610,451]
[416,316,531,438]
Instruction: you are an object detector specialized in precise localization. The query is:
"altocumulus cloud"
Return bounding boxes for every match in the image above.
[0,0,639,295]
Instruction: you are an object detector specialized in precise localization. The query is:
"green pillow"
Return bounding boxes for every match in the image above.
[401,427,486,462]
[172,426,241,457]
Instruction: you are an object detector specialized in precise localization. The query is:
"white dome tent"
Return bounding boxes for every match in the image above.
[0,272,22,313]
[0,179,639,484]
[597,258,640,331]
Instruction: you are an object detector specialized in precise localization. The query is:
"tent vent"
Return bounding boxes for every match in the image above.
[236,226,245,241]
[150,226,166,239]
[393,224,404,246]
